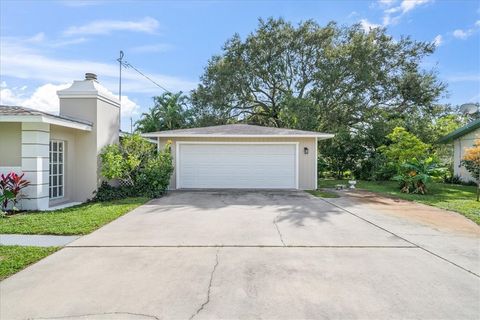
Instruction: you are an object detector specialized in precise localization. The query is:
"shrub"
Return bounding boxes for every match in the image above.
[0,173,30,211]
[93,182,136,202]
[354,153,397,181]
[135,144,174,198]
[96,136,173,201]
[100,134,155,187]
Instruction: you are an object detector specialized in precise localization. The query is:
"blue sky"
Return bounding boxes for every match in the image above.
[1,0,479,131]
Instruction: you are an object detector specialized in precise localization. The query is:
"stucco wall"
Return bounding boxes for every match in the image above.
[0,122,21,166]
[59,97,119,201]
[158,137,317,190]
[454,128,479,183]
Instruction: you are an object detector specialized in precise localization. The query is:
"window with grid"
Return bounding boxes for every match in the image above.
[49,140,64,199]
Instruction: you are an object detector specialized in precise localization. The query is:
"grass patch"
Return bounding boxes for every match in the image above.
[306,189,340,198]
[319,179,480,224]
[0,197,149,235]
[0,246,59,280]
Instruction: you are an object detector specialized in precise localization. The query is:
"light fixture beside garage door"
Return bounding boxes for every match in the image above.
[304,147,309,154]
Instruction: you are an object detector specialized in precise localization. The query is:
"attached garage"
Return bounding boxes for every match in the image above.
[143,124,333,190]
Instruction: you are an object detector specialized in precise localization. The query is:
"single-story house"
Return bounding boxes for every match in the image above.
[439,118,480,183]
[143,125,333,190]
[0,72,333,210]
[0,73,119,210]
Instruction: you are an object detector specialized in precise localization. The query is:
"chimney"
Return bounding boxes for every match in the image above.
[56,73,120,201]
[85,73,97,81]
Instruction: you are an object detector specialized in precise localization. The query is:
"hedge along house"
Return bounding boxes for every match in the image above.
[0,73,120,210]
[143,125,334,190]
[439,118,480,183]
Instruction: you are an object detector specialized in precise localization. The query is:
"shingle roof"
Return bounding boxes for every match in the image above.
[438,118,480,143]
[143,124,333,138]
[0,105,92,126]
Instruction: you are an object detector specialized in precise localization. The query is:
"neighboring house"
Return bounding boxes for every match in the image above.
[439,118,480,183]
[143,125,333,190]
[0,73,119,210]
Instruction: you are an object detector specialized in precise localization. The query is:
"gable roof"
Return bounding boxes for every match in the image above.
[142,124,334,139]
[0,105,92,131]
[438,118,480,143]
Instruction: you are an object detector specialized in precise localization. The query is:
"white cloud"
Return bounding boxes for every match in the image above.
[130,43,172,54]
[27,32,46,43]
[400,0,431,14]
[453,29,469,39]
[359,19,381,32]
[433,35,443,46]
[378,0,397,5]
[0,82,140,119]
[476,20,480,27]
[0,38,197,95]
[63,17,159,36]
[381,0,433,26]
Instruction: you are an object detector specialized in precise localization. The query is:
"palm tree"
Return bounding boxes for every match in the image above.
[135,92,191,133]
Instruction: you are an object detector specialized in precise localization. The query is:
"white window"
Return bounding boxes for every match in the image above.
[49,140,64,199]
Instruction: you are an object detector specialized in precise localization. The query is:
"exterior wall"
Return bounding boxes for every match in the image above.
[0,122,21,167]
[158,137,317,190]
[58,96,120,201]
[454,128,479,183]
[20,122,50,210]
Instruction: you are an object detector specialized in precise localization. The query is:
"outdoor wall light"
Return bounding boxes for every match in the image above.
[304,147,309,155]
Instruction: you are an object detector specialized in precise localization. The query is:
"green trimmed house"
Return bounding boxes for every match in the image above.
[439,119,480,183]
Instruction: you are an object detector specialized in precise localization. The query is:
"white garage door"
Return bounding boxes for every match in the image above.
[177,143,297,189]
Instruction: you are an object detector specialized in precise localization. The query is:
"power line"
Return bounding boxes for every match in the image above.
[118,53,171,94]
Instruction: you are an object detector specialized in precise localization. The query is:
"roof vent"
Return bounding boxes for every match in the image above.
[85,73,97,81]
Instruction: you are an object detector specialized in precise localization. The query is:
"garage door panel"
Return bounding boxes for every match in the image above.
[178,144,297,189]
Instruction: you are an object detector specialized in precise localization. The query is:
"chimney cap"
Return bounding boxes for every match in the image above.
[85,73,97,81]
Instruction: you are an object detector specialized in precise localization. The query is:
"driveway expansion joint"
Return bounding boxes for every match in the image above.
[32,311,160,319]
[189,248,221,320]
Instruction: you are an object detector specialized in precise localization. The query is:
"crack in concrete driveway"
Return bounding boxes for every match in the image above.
[189,248,221,320]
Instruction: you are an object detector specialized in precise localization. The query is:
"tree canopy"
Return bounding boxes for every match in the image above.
[191,18,446,131]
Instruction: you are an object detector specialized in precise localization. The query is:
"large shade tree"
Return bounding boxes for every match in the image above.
[191,18,446,132]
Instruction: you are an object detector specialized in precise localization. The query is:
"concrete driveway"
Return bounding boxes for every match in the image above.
[1,190,479,319]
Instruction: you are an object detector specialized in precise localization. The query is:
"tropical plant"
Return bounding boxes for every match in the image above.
[461,138,480,201]
[0,173,30,211]
[100,134,155,186]
[393,157,443,194]
[135,141,174,198]
[98,136,173,200]
[135,92,192,133]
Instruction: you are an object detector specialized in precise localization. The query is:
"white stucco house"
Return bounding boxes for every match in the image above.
[439,118,480,183]
[0,73,119,210]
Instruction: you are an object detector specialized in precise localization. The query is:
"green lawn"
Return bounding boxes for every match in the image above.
[0,246,59,280]
[0,197,149,235]
[319,180,480,224]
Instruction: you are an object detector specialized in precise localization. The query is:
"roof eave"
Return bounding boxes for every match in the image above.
[0,115,92,131]
[437,119,480,144]
[142,133,334,139]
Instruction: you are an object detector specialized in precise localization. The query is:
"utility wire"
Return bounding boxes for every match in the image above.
[119,59,172,94]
